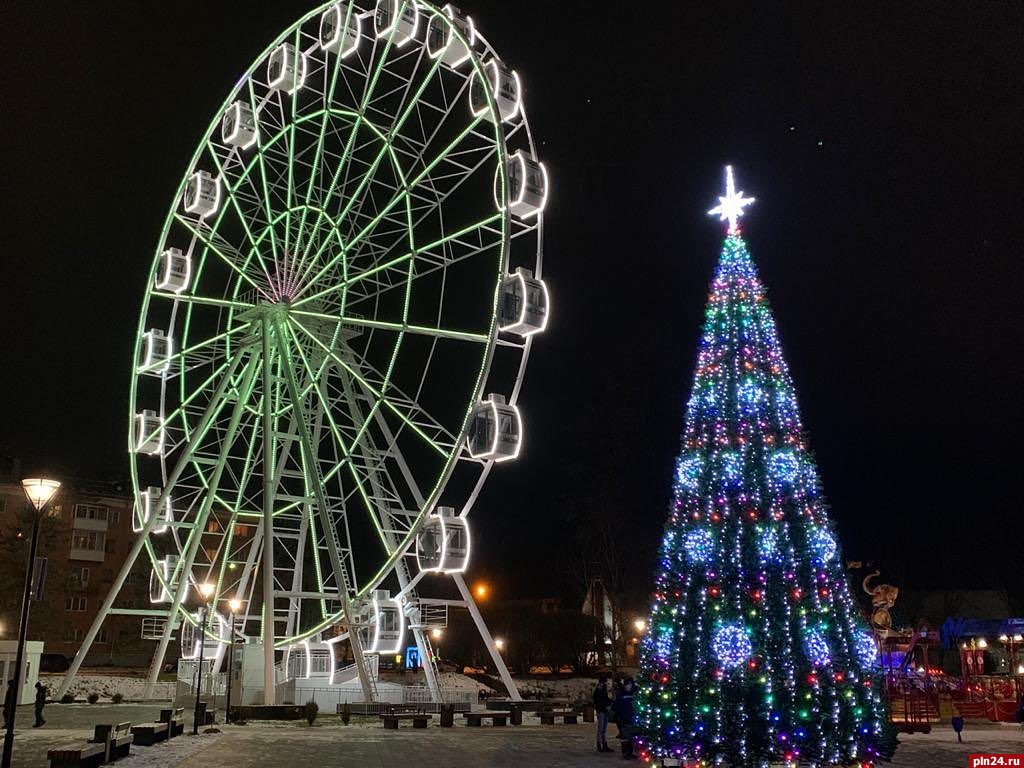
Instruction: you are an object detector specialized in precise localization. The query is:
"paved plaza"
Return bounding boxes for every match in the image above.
[5,703,1022,767]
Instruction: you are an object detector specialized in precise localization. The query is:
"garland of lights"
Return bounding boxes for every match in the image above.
[634,167,895,767]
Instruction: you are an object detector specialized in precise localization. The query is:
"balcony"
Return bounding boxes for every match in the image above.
[72,516,108,532]
[69,548,104,563]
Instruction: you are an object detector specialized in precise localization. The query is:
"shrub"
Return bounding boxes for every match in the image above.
[340,702,351,725]
[86,692,99,704]
[60,693,75,704]
[111,693,124,704]
[303,700,319,726]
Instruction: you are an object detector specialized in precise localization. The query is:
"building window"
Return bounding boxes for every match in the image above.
[47,503,62,518]
[109,509,120,525]
[103,569,114,582]
[69,567,90,585]
[97,629,108,643]
[71,530,106,552]
[0,497,7,513]
[63,627,83,642]
[65,597,87,612]
[74,504,108,521]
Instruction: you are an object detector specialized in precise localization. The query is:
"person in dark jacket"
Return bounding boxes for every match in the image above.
[614,677,637,760]
[593,676,613,753]
[3,680,15,731]
[33,681,47,727]
[610,677,623,738]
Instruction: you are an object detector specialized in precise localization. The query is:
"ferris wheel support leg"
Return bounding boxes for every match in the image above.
[59,348,252,700]
[454,573,521,701]
[275,320,375,702]
[145,352,261,700]
[261,317,277,705]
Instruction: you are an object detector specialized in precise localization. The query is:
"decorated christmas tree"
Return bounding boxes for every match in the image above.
[635,168,896,766]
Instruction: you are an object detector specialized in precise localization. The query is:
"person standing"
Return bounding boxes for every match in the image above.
[32,681,47,728]
[3,680,16,732]
[614,677,637,760]
[593,676,613,753]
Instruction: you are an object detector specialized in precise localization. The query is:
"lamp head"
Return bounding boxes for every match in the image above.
[198,582,215,599]
[21,478,61,511]
[228,598,242,613]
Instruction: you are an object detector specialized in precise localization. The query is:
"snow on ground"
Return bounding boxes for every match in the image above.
[511,676,599,704]
[40,672,176,702]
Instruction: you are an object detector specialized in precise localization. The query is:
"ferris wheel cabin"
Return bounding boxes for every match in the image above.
[154,247,191,293]
[427,4,475,68]
[375,0,420,48]
[182,170,220,219]
[133,410,164,455]
[180,610,228,661]
[138,329,172,375]
[149,555,180,603]
[502,150,548,219]
[319,3,362,57]
[267,42,307,94]
[135,486,171,534]
[470,59,521,123]
[499,267,549,336]
[467,394,521,462]
[221,101,258,149]
[358,590,405,655]
[416,506,471,573]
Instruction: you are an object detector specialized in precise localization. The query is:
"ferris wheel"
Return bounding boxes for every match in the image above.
[59,0,548,704]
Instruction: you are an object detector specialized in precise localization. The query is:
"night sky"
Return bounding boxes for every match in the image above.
[3,2,1021,600]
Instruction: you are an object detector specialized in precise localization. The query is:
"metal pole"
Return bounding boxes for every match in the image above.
[452,574,521,701]
[261,316,277,705]
[1,512,41,768]
[193,606,208,735]
[224,613,234,723]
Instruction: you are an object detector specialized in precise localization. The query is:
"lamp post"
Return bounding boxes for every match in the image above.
[193,583,215,735]
[225,598,241,724]
[2,478,60,768]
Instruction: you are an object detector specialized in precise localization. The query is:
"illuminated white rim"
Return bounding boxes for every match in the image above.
[284,639,313,679]
[182,610,230,663]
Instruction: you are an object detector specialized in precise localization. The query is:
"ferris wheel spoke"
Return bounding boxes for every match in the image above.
[172,213,273,299]
[290,306,487,344]
[204,142,278,289]
[286,317,447,461]
[287,5,409,287]
[292,114,485,302]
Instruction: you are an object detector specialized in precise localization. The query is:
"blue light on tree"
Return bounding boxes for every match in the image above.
[810,528,838,563]
[757,526,779,561]
[719,450,743,484]
[854,631,879,668]
[683,528,716,564]
[677,456,704,491]
[713,624,753,668]
[804,629,832,667]
[768,449,800,483]
[738,379,763,406]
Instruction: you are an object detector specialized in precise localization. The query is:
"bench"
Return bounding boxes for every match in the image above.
[464,711,512,727]
[108,723,133,761]
[539,709,579,725]
[159,707,186,737]
[130,721,169,746]
[47,742,105,768]
[382,713,430,729]
[378,704,422,716]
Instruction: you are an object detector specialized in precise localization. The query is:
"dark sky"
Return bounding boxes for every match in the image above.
[2,2,1021,600]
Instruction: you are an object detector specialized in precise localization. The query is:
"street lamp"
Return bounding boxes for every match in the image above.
[473,582,490,601]
[494,637,505,650]
[193,583,215,734]
[225,598,241,724]
[2,478,60,768]
[431,628,443,640]
[633,618,647,633]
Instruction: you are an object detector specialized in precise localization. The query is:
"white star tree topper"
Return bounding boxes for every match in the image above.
[708,165,755,235]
